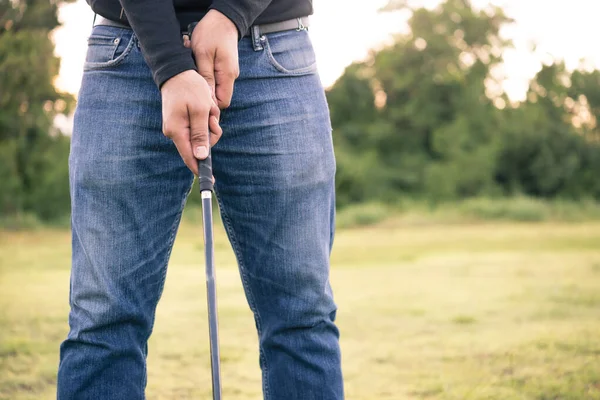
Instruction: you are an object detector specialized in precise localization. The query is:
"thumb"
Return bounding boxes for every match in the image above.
[189,104,210,161]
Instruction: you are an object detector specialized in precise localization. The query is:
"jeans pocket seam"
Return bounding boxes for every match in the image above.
[263,35,317,76]
[83,33,136,71]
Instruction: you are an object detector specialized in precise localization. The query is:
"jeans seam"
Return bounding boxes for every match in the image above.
[141,177,193,395]
[214,191,271,399]
[83,30,136,71]
[262,33,317,75]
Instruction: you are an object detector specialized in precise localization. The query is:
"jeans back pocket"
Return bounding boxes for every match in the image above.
[84,26,135,71]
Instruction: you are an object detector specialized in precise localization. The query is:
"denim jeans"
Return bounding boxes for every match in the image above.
[57,25,343,399]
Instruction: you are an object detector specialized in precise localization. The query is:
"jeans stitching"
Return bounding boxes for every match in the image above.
[214,191,271,399]
[141,176,193,396]
[83,30,136,71]
[263,34,317,75]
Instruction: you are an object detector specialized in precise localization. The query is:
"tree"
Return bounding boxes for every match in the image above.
[328,0,513,203]
[496,63,600,200]
[0,0,75,220]
[327,0,600,206]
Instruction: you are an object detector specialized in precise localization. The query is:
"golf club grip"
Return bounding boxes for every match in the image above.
[198,152,213,192]
[188,23,213,193]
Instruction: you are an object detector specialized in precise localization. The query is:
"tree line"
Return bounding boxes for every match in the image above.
[328,0,600,207]
[1,0,599,224]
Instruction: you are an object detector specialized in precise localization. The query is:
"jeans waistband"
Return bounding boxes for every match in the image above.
[93,14,310,37]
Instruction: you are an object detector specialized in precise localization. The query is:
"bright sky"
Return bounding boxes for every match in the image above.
[54,0,600,101]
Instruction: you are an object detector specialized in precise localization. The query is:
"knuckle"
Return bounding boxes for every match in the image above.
[200,47,212,57]
[218,68,237,80]
[198,104,211,114]
[199,67,214,79]
[162,123,173,137]
[191,103,210,116]
[190,130,208,142]
[194,45,208,56]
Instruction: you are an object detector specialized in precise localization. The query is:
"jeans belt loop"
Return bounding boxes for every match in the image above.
[251,25,263,52]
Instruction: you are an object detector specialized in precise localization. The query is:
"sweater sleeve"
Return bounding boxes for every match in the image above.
[209,0,274,38]
[118,0,197,88]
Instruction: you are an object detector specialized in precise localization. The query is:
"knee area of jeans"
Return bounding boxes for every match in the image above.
[259,306,340,348]
[68,311,151,345]
[246,263,332,304]
[68,292,152,336]
[256,287,338,328]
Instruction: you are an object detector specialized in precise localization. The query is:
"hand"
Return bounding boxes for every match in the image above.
[161,70,223,175]
[186,9,239,109]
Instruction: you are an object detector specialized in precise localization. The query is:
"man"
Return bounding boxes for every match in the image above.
[56,0,344,398]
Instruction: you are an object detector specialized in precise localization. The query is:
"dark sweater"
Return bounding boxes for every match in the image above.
[87,0,313,88]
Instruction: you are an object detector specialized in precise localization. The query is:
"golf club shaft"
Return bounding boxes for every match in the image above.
[201,191,222,400]
[198,148,221,400]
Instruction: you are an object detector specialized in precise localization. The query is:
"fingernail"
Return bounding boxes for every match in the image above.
[195,146,208,159]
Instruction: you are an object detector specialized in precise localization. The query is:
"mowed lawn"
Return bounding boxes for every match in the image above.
[1,218,600,399]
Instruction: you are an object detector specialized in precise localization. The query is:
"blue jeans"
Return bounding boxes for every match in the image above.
[57,25,343,399]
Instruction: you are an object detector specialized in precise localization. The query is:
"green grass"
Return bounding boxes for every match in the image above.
[1,217,600,399]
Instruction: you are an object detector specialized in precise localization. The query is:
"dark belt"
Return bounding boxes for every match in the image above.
[93,15,310,37]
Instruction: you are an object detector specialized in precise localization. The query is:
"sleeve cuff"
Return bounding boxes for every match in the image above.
[154,52,198,89]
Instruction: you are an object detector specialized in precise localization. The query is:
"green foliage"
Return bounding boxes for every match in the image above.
[328,0,600,209]
[333,197,600,228]
[3,0,600,225]
[23,134,71,220]
[459,196,550,221]
[0,212,42,231]
[0,0,75,224]
[0,140,23,215]
[335,202,389,229]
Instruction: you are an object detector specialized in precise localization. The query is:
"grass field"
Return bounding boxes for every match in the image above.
[1,216,600,399]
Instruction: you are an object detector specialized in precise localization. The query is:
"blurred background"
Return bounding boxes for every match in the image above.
[1,0,600,399]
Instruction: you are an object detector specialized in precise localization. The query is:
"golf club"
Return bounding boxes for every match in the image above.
[198,149,222,400]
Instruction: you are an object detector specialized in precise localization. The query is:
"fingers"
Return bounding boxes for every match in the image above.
[188,101,211,162]
[165,111,220,177]
[164,89,221,174]
[195,49,216,96]
[171,131,199,176]
[209,115,222,147]
[163,115,198,175]
[207,100,221,147]
[183,35,191,48]
[162,70,223,177]
[214,50,239,109]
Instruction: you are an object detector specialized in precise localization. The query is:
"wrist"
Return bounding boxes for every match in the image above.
[206,9,238,38]
[161,69,196,92]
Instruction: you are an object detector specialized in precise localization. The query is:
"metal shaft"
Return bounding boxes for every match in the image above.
[201,190,222,400]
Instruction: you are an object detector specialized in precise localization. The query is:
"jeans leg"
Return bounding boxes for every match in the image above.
[57,27,194,399]
[213,30,343,400]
